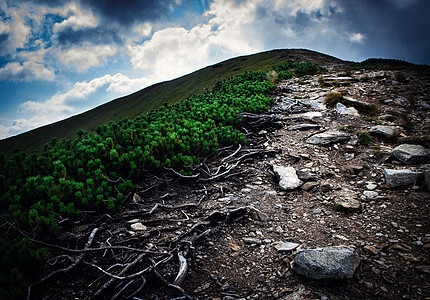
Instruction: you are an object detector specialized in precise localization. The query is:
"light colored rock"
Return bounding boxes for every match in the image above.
[243,237,262,245]
[366,183,378,190]
[336,103,360,116]
[272,165,303,190]
[306,131,351,145]
[334,197,361,210]
[369,125,397,138]
[330,76,354,81]
[274,241,301,251]
[363,190,379,199]
[291,246,360,279]
[288,124,321,131]
[130,222,147,231]
[310,99,327,110]
[383,168,418,187]
[392,144,430,164]
[300,111,323,119]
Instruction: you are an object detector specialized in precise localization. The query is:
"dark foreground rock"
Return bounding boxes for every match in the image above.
[383,168,418,187]
[291,246,360,279]
[392,144,430,164]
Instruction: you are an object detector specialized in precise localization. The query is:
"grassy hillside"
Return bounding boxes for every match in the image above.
[0,49,345,157]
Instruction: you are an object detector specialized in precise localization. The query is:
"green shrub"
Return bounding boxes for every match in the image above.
[358,132,373,145]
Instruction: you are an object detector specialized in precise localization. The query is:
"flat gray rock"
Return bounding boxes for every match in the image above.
[383,168,418,187]
[288,124,321,131]
[272,165,303,190]
[369,125,396,138]
[306,131,351,145]
[392,144,430,164]
[343,96,372,108]
[291,246,360,279]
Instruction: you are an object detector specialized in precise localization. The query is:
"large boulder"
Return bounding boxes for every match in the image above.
[272,165,303,190]
[291,246,360,279]
[383,168,418,187]
[392,144,430,164]
[306,131,351,145]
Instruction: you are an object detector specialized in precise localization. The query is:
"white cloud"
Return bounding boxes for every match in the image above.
[19,73,153,115]
[0,115,68,139]
[128,0,261,82]
[0,61,55,81]
[273,0,328,15]
[3,5,32,50]
[349,32,366,44]
[105,73,155,94]
[56,44,117,72]
[134,23,153,38]
[53,3,98,32]
[3,73,153,138]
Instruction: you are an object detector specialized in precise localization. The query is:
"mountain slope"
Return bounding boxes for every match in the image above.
[0,49,347,156]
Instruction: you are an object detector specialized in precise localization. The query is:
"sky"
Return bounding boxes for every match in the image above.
[0,0,429,139]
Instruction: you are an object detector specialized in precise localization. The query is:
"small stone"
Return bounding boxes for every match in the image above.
[390,221,399,229]
[334,197,361,210]
[363,190,379,199]
[306,131,351,145]
[301,182,319,191]
[272,165,303,190]
[364,281,374,289]
[297,168,318,181]
[244,238,262,245]
[366,183,378,190]
[413,240,424,246]
[132,193,142,203]
[130,222,147,231]
[274,241,301,251]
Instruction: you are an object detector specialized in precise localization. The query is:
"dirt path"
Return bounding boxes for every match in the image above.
[32,69,430,300]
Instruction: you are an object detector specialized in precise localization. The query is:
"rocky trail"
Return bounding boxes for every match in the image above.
[30,67,430,299]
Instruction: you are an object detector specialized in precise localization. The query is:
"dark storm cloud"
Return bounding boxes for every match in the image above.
[0,34,10,56]
[80,0,176,26]
[0,34,9,47]
[56,26,123,46]
[332,0,430,64]
[10,0,177,26]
